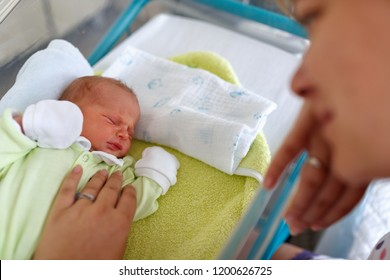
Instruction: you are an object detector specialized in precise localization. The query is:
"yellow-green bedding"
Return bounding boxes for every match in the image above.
[125,51,271,259]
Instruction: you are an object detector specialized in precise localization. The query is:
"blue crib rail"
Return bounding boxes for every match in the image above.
[193,0,306,37]
[88,0,150,65]
[219,152,308,259]
[88,0,306,65]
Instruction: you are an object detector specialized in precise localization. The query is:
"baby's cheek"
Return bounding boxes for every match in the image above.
[124,142,132,155]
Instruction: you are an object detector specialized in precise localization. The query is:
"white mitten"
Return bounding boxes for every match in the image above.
[135,146,180,194]
[22,100,83,149]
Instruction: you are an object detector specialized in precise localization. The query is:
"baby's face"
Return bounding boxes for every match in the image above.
[76,83,140,158]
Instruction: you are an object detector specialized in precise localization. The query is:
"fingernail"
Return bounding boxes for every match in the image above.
[284,213,295,224]
[311,224,324,231]
[289,225,304,236]
[113,170,123,177]
[73,165,82,174]
[284,215,305,235]
[99,169,108,176]
[263,176,274,188]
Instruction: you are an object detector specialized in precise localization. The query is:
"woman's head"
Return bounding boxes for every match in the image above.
[283,0,390,183]
[60,76,140,158]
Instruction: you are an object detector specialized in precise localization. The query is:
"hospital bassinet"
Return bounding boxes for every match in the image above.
[0,0,313,260]
[87,0,308,260]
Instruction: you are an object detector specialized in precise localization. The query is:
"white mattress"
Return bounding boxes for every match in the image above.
[94,13,305,155]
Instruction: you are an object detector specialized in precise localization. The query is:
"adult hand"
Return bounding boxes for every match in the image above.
[34,165,136,259]
[264,104,367,235]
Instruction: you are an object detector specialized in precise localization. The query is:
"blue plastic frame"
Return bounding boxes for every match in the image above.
[88,0,307,65]
[257,152,307,259]
[218,152,307,259]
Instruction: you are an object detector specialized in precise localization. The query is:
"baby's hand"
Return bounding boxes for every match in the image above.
[23,100,83,149]
[134,146,180,194]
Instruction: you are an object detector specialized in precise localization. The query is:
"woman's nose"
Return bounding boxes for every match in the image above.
[291,65,316,98]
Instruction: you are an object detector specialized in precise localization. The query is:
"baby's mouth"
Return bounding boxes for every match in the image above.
[107,142,123,151]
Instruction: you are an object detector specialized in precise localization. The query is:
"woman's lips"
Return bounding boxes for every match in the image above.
[318,110,333,127]
[317,110,335,144]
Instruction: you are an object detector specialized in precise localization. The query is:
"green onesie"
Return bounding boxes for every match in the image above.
[0,108,163,259]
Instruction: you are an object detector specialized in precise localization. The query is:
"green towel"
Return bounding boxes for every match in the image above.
[124,51,271,259]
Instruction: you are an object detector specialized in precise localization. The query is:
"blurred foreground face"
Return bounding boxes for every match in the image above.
[290,0,390,184]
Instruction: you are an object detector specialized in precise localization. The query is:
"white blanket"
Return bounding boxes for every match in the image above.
[103,46,276,174]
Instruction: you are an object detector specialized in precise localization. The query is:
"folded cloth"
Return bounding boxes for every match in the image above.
[103,46,276,175]
[0,40,93,114]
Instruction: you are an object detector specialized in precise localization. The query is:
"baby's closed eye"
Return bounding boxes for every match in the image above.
[104,115,119,125]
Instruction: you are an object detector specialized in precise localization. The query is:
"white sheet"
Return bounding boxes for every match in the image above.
[94,13,304,155]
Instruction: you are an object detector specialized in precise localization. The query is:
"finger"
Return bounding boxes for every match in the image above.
[116,184,137,220]
[312,186,367,230]
[50,165,83,213]
[95,171,124,207]
[284,156,328,231]
[282,132,329,234]
[264,104,315,188]
[75,169,108,206]
[300,176,343,227]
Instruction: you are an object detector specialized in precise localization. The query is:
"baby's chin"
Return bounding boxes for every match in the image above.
[107,149,128,158]
[92,146,129,159]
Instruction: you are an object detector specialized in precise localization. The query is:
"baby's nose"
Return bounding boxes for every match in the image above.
[117,127,130,139]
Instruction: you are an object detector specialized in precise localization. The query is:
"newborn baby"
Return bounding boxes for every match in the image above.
[0,76,179,259]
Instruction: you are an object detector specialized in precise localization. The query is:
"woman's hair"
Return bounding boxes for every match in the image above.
[276,0,294,17]
[59,76,136,103]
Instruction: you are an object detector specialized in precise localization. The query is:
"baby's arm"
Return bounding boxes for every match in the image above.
[128,176,164,221]
[1,100,83,171]
[125,147,180,220]
[0,108,37,171]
